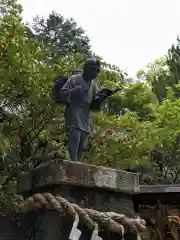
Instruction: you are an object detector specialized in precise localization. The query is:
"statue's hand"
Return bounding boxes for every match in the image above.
[71,86,85,102]
[71,86,82,95]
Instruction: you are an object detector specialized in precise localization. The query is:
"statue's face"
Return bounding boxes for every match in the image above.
[85,64,100,79]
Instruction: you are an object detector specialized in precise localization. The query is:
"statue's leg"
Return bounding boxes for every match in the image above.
[78,131,89,161]
[67,128,81,161]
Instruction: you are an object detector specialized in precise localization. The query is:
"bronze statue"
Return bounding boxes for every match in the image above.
[60,58,100,161]
[60,58,120,162]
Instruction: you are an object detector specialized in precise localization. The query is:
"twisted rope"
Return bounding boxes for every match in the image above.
[18,192,146,235]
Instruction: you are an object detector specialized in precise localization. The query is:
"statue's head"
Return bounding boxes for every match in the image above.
[83,58,100,80]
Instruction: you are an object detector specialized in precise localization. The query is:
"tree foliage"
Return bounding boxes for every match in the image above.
[137,58,173,102]
[30,11,91,58]
[1,0,180,201]
[167,37,180,84]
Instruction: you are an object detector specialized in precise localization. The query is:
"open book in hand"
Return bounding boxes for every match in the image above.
[91,88,120,111]
[96,88,120,97]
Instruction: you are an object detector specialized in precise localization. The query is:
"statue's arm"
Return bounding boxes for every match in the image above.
[90,83,101,112]
[60,76,80,103]
[93,82,101,99]
[93,83,106,104]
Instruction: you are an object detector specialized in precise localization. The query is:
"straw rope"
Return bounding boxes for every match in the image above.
[18,192,146,236]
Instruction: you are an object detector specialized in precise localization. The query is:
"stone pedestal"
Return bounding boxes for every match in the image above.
[17,160,140,240]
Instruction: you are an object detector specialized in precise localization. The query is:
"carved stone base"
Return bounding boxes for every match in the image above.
[17,160,140,240]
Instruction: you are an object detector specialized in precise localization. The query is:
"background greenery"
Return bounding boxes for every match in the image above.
[1,0,180,206]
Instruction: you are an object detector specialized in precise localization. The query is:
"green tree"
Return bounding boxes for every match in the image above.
[4,0,180,191]
[167,36,180,89]
[86,111,155,170]
[137,58,172,102]
[0,0,68,187]
[31,11,91,58]
[0,0,129,182]
[106,82,158,120]
[151,99,180,182]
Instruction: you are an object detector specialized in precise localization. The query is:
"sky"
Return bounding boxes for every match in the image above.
[18,0,180,77]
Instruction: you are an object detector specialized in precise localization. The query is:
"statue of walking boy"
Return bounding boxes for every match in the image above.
[60,58,100,162]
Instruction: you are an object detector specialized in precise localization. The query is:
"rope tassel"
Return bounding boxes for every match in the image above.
[69,214,81,240]
[91,223,102,240]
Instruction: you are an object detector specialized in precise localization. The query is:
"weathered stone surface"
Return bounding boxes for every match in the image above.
[17,160,139,194]
[18,161,140,240]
